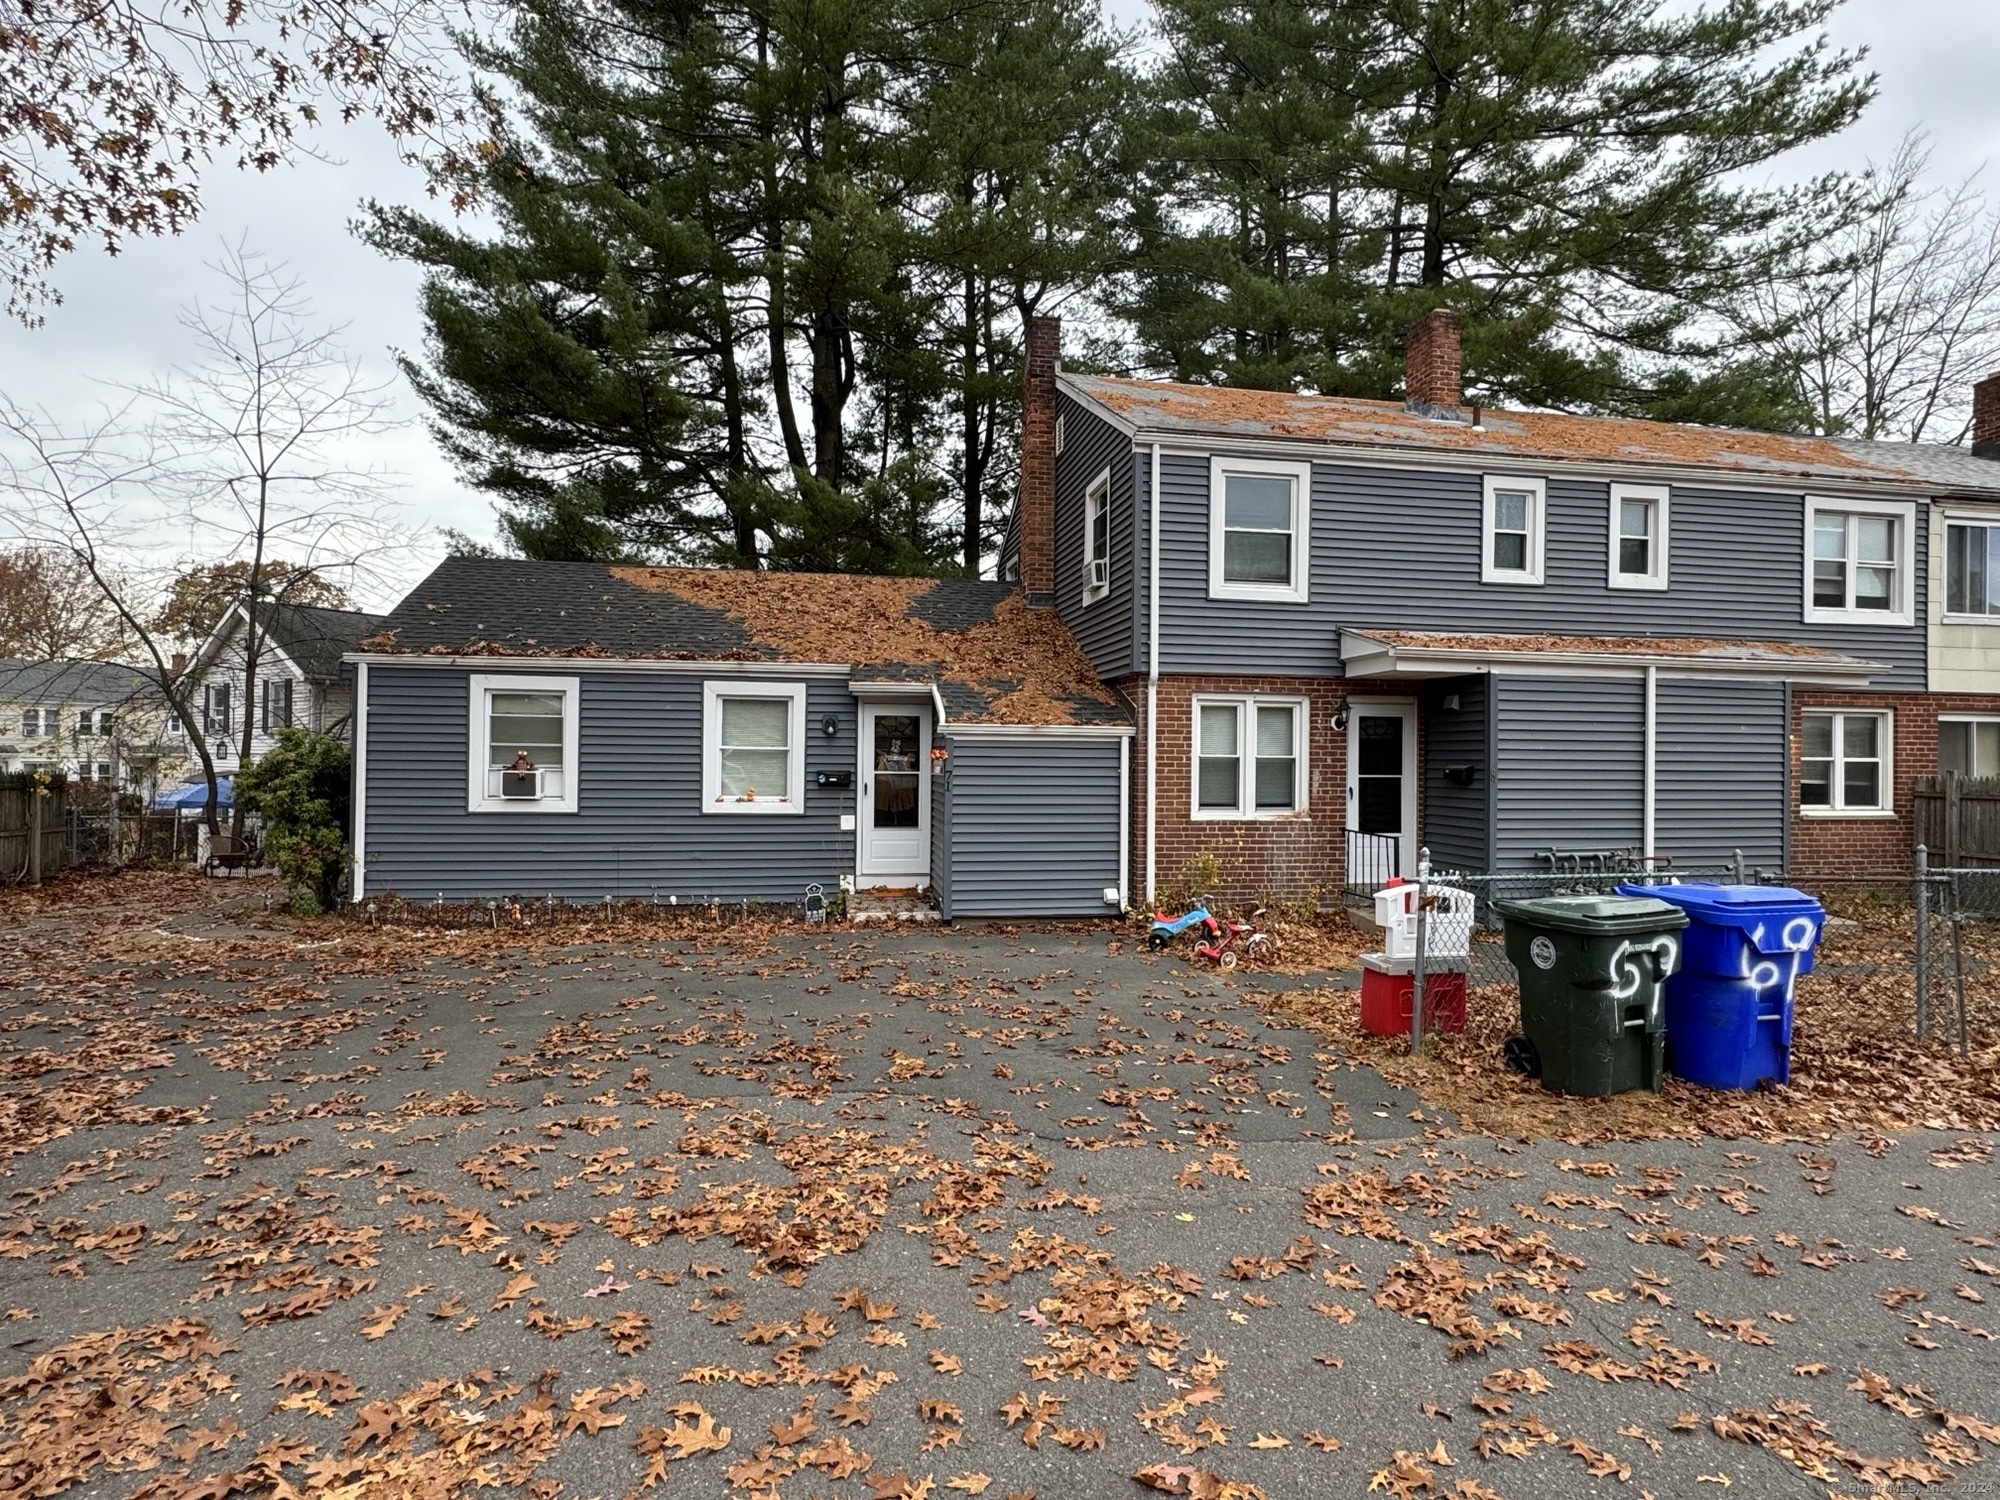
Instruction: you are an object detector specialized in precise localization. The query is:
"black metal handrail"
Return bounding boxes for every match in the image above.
[1344,827,1400,895]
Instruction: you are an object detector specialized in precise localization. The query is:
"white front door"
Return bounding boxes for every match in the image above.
[858,703,931,885]
[1346,698,1418,880]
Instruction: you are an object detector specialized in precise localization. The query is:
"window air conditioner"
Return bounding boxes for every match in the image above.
[1088,558,1108,589]
[500,769,542,799]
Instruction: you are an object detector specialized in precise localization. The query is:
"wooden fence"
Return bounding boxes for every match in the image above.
[0,772,69,885]
[1913,773,2000,868]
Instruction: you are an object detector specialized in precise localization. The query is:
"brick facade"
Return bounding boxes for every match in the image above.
[1404,309,1462,410]
[1789,689,2000,878]
[1121,674,1420,906]
[1018,315,1059,604]
[1975,372,2000,459]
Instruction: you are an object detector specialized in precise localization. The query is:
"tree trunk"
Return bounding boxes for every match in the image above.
[809,309,850,490]
[765,219,809,473]
[716,292,759,565]
[960,269,981,574]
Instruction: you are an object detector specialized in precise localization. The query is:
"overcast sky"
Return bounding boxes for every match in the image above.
[3,0,1997,611]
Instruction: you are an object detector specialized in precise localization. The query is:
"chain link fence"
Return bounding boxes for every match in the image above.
[1382,853,1777,1054]
[1914,850,2000,1055]
[1367,847,2000,1058]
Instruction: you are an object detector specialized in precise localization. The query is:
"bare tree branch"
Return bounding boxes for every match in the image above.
[1756,134,2000,443]
[1,244,414,837]
[0,0,494,323]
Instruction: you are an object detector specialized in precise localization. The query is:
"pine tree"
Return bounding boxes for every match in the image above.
[372,0,1124,571]
[1124,0,1873,418]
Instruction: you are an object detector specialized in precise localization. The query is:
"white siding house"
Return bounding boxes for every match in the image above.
[180,602,384,774]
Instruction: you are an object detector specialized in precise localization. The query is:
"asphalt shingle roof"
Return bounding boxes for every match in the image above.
[0,658,162,706]
[364,558,1126,727]
[258,603,387,679]
[1065,373,2000,497]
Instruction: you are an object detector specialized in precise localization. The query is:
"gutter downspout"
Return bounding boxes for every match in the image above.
[351,660,368,902]
[1118,733,1130,911]
[1146,442,1161,906]
[1642,664,1656,870]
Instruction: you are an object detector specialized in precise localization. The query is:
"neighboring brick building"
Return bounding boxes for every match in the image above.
[1002,314,2000,901]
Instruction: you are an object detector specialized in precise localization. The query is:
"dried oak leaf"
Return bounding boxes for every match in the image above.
[639,1401,731,1461]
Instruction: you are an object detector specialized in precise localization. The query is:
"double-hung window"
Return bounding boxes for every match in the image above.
[1940,717,2000,778]
[20,708,45,737]
[202,683,231,736]
[1207,458,1311,603]
[1081,469,1111,604]
[261,678,294,731]
[1944,518,2000,618]
[468,673,579,812]
[1482,476,1545,585]
[1608,483,1668,589]
[1193,696,1305,819]
[702,681,806,814]
[1800,709,1890,814]
[1805,498,1914,624]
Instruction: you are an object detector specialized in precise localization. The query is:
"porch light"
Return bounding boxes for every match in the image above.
[821,715,839,737]
[1332,699,1350,731]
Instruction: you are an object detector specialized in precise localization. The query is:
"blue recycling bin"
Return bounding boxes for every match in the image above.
[1615,883,1824,1090]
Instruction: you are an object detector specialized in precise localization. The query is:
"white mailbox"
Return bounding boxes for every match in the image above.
[1373,881,1477,959]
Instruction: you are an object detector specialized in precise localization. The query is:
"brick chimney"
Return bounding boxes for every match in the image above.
[1975,372,2000,459]
[1405,308,1462,415]
[1019,314,1060,605]
[171,652,188,676]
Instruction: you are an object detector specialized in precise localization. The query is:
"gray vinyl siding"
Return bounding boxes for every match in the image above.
[1491,675,1645,870]
[1149,456,1926,687]
[361,665,858,901]
[1053,395,1138,679]
[942,734,1122,917]
[1655,677,1787,872]
[1420,677,1489,872]
[930,769,952,917]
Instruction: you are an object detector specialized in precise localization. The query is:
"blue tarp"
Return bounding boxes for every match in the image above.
[152,777,232,811]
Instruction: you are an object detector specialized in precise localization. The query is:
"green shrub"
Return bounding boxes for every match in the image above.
[236,729,351,914]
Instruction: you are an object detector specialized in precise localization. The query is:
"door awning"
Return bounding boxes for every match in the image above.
[1339,629,1886,687]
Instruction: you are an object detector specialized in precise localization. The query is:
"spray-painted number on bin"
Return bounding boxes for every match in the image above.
[1610,936,1679,1000]
[1739,918,1814,993]
[1529,936,1557,970]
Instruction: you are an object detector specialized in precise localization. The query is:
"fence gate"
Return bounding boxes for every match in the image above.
[0,772,69,884]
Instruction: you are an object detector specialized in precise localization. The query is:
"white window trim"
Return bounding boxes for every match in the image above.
[1803,495,1916,627]
[1207,456,1313,604]
[1081,466,1112,606]
[1190,693,1309,821]
[1938,510,2000,625]
[1798,707,1893,818]
[1482,475,1546,586]
[1607,482,1670,591]
[467,673,580,814]
[702,680,807,816]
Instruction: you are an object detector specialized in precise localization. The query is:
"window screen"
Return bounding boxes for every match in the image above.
[719,697,790,799]
[489,691,566,770]
[1221,475,1294,585]
[1197,703,1241,809]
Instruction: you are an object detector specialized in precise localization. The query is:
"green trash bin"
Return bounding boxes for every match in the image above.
[1494,894,1690,1096]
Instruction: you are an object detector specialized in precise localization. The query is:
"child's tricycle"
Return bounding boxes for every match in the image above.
[1195,909,1276,969]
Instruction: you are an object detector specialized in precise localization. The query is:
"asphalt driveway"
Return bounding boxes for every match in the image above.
[1,884,1997,1498]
